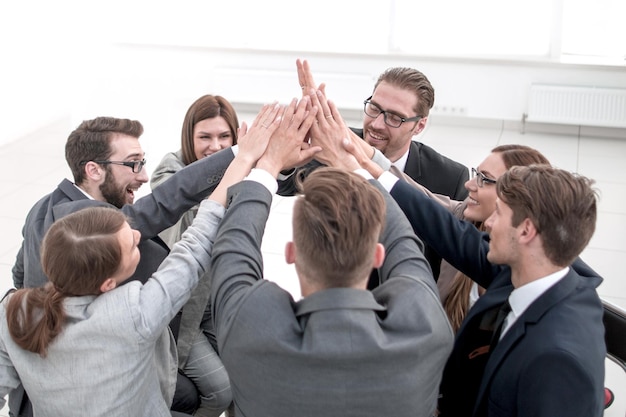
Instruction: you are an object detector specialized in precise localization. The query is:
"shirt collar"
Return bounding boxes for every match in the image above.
[391,147,410,172]
[508,267,569,319]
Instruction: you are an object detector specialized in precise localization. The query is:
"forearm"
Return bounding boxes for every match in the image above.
[138,199,225,336]
[369,180,432,285]
[390,179,496,287]
[125,147,235,239]
[209,152,258,207]
[210,181,272,344]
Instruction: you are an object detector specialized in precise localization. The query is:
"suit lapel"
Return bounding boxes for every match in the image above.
[473,272,581,413]
[403,141,421,180]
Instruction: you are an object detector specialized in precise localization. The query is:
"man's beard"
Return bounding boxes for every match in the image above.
[99,170,127,208]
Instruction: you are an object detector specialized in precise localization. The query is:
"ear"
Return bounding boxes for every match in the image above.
[285,241,296,265]
[84,161,104,182]
[372,243,385,269]
[99,278,117,293]
[413,116,428,135]
[518,218,538,244]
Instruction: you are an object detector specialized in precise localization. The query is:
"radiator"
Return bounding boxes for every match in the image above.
[527,84,626,128]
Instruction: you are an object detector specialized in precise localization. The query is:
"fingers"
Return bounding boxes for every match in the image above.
[308,89,333,123]
[251,102,281,130]
[297,58,317,95]
[237,121,248,139]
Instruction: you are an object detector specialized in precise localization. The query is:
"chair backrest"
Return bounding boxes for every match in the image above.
[603,299,626,370]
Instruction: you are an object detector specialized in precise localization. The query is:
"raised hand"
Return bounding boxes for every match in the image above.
[307,89,359,171]
[297,59,326,98]
[208,103,283,207]
[237,102,282,164]
[342,134,384,178]
[257,97,322,178]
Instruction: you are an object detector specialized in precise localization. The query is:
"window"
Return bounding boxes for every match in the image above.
[108,0,624,66]
[561,0,626,65]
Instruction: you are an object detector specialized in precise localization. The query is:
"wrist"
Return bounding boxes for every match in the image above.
[256,157,281,179]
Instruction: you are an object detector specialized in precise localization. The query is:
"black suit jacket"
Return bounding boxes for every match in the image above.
[390,178,606,417]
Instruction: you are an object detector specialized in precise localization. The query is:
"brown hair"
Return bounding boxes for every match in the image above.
[181,95,239,166]
[498,165,597,266]
[374,67,435,118]
[292,167,385,288]
[492,144,550,169]
[444,144,551,332]
[5,207,128,356]
[66,117,144,185]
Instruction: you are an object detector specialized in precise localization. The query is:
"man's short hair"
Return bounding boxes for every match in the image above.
[374,67,435,118]
[293,167,386,287]
[497,164,597,266]
[65,117,143,184]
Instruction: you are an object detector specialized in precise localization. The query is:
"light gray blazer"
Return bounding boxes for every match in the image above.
[0,199,224,417]
[150,150,196,249]
[211,179,454,417]
[150,149,215,366]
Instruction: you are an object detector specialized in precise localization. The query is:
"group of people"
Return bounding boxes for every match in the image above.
[0,59,607,417]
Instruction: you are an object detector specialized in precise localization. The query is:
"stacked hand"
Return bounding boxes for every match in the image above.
[236,102,283,164]
[257,96,322,178]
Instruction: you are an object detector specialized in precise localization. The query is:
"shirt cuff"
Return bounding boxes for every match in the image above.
[377,170,399,192]
[354,168,374,180]
[277,167,296,180]
[245,168,278,194]
[230,144,239,156]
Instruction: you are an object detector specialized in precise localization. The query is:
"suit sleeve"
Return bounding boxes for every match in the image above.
[134,199,225,339]
[368,180,433,287]
[390,179,498,289]
[122,147,234,239]
[210,180,272,349]
[11,244,24,289]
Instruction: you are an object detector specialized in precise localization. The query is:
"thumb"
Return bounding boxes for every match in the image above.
[237,122,248,138]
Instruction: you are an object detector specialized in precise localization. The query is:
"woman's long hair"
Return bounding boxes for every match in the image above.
[443,144,550,333]
[4,207,127,356]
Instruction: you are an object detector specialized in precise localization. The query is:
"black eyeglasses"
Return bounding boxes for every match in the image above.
[471,167,497,188]
[81,159,147,173]
[363,96,422,128]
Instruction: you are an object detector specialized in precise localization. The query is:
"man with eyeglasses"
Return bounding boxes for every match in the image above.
[10,116,237,417]
[293,60,470,280]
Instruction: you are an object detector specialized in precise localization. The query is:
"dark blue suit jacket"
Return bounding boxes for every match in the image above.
[390,178,606,417]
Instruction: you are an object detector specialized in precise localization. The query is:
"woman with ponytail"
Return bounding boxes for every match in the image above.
[0,100,286,417]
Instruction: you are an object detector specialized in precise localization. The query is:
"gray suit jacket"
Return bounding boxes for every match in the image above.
[0,199,225,417]
[210,178,454,417]
[12,147,234,289]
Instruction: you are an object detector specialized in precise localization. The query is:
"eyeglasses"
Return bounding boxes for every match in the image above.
[363,97,422,128]
[82,159,147,173]
[471,167,497,188]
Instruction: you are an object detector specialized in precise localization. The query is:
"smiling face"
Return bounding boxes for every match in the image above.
[463,152,508,222]
[192,117,234,160]
[99,134,147,207]
[362,81,427,162]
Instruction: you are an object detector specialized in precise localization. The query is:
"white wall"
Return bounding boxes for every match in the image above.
[2,41,626,152]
